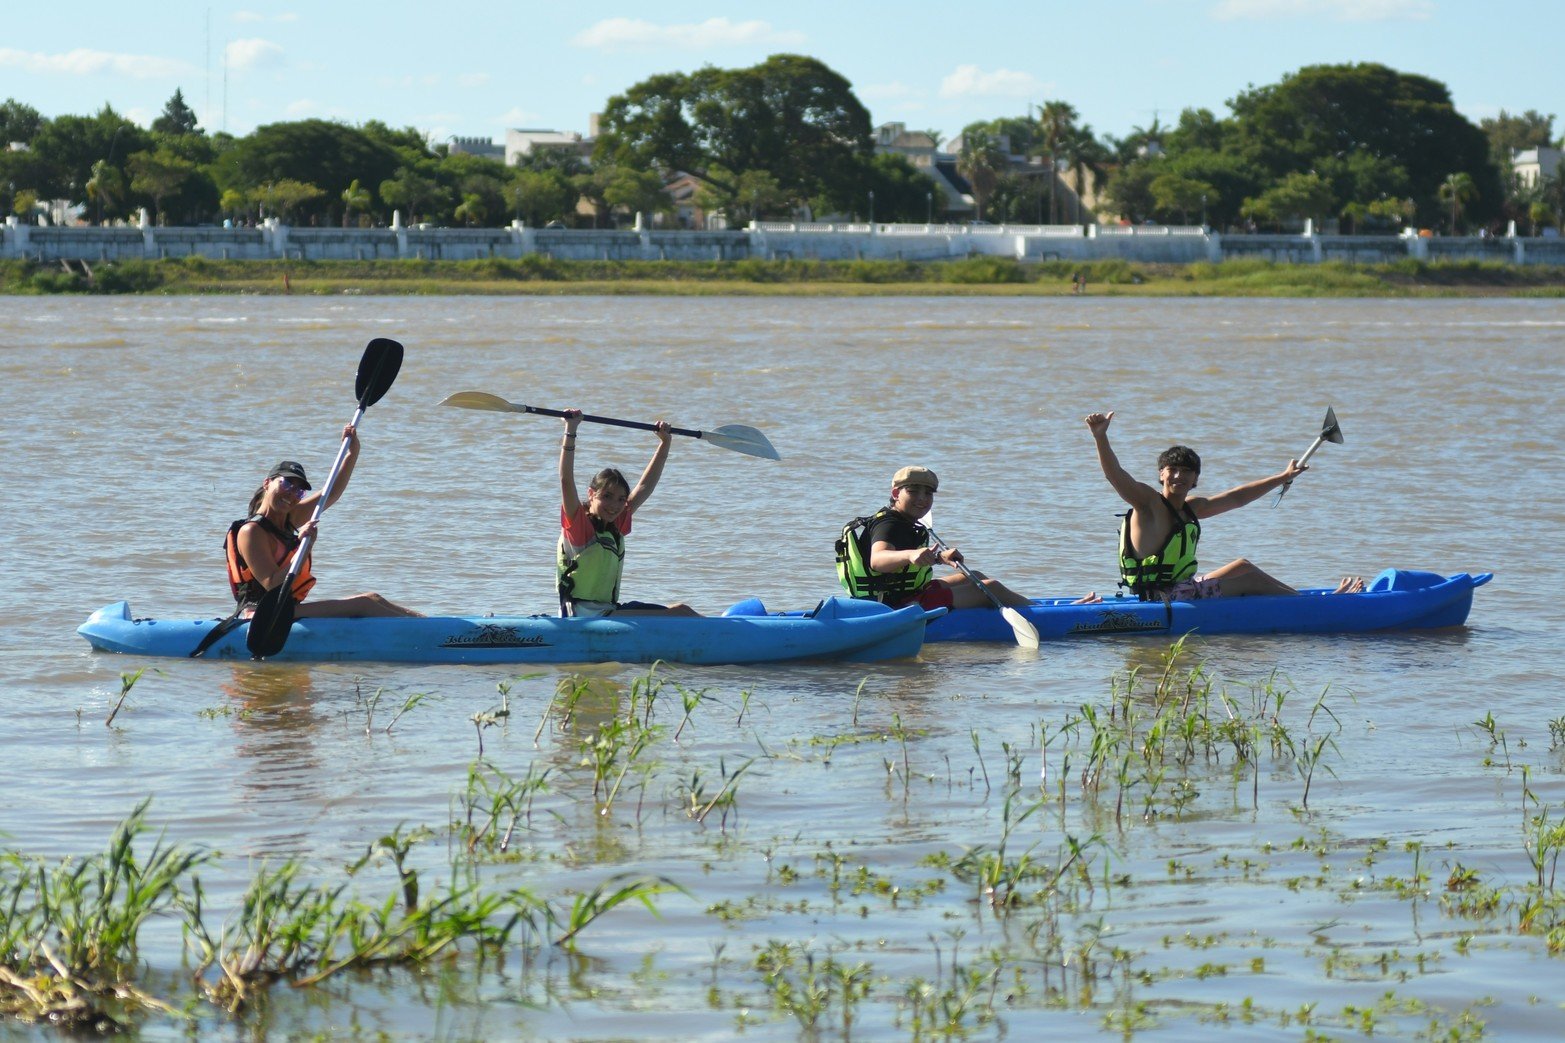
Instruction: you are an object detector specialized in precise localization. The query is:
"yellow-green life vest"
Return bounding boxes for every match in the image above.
[558,518,626,606]
[836,507,933,602]
[1118,497,1200,599]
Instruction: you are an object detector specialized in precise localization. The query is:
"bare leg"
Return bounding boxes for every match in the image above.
[1203,558,1298,597]
[941,573,1030,609]
[295,593,422,618]
[1331,576,1365,594]
[1072,591,1103,604]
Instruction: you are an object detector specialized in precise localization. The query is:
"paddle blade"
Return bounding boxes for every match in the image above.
[245,586,297,658]
[704,424,781,460]
[1001,606,1042,649]
[439,390,524,413]
[355,338,404,408]
[1322,406,1344,444]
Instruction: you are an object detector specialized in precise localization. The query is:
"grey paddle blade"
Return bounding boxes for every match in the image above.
[704,424,781,460]
[440,391,525,413]
[1322,406,1344,444]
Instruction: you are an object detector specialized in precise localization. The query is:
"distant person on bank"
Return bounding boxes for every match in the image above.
[1085,411,1363,599]
[225,428,420,618]
[556,409,699,618]
[837,466,1031,611]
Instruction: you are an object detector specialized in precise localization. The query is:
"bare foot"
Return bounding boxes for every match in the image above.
[1331,576,1365,594]
[1072,591,1103,604]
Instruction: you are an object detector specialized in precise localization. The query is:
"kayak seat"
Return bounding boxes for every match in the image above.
[722,597,769,617]
[1368,568,1444,593]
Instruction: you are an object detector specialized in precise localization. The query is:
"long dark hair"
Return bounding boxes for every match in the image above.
[245,483,268,516]
[589,468,630,496]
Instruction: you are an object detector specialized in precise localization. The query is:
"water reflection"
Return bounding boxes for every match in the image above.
[222,664,324,852]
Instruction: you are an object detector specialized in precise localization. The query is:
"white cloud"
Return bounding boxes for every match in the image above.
[572,17,805,51]
[457,72,490,89]
[1211,0,1433,20]
[939,65,1045,100]
[0,46,190,79]
[284,99,318,117]
[225,38,284,72]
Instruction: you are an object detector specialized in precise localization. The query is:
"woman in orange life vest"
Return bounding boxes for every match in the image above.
[225,425,418,618]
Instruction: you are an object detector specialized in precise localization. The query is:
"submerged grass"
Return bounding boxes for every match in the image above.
[4,253,1561,296]
[29,651,1565,1036]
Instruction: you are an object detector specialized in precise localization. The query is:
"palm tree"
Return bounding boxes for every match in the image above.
[1059,124,1110,225]
[1438,172,1477,234]
[956,132,1008,222]
[1034,101,1078,223]
[341,179,371,228]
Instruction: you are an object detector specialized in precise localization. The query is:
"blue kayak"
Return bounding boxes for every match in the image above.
[924,569,1491,642]
[78,597,940,665]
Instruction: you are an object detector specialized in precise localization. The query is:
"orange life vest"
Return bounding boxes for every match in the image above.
[225,514,315,606]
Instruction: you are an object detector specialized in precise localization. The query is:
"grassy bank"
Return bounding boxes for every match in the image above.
[4,254,1563,296]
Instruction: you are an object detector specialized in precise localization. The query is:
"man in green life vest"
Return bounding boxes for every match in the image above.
[1085,411,1363,600]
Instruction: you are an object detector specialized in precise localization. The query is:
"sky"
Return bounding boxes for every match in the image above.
[3,0,1562,147]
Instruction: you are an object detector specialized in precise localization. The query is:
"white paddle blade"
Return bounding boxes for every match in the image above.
[1002,607,1042,649]
[705,424,781,460]
[439,391,523,413]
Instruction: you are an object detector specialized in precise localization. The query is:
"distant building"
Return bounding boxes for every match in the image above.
[874,122,971,220]
[504,128,593,166]
[1512,146,1565,189]
[448,136,503,160]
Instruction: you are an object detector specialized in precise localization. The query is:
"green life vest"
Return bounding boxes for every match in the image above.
[558,517,626,607]
[1118,496,1200,599]
[836,507,933,602]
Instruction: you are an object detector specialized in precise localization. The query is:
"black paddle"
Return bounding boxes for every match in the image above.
[245,338,404,658]
[1272,406,1343,507]
[438,391,781,460]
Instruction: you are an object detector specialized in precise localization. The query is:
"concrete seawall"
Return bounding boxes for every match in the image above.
[5,216,1563,267]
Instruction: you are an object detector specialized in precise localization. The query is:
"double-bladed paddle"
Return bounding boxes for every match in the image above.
[438,391,780,461]
[922,522,1041,649]
[1273,406,1344,507]
[245,338,404,659]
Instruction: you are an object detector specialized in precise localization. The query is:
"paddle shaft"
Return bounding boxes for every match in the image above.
[1274,433,1327,504]
[275,404,364,589]
[525,403,709,441]
[925,527,1008,613]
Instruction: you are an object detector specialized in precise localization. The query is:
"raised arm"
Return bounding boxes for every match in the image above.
[1189,459,1307,518]
[287,424,358,528]
[1085,411,1160,511]
[559,410,583,517]
[626,420,672,514]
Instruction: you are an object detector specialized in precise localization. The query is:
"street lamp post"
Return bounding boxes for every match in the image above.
[1201,193,1207,229]
[926,191,932,224]
[868,189,875,230]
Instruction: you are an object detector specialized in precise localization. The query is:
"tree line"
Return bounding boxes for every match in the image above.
[1,57,1560,234]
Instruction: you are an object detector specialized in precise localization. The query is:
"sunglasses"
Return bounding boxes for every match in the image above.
[274,476,307,494]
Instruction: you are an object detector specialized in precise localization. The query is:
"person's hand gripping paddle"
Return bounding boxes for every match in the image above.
[920,513,1040,649]
[246,338,404,658]
[1273,407,1343,507]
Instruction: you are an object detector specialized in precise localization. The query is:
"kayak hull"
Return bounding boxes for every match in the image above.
[79,597,938,665]
[924,569,1492,643]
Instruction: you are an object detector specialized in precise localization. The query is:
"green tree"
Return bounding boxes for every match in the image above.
[504,168,577,225]
[341,178,371,227]
[453,192,488,226]
[1058,124,1112,224]
[602,167,672,226]
[220,186,249,224]
[378,168,446,224]
[1437,171,1477,234]
[695,165,786,224]
[595,54,871,211]
[223,119,401,224]
[151,88,200,136]
[956,130,1008,221]
[11,187,38,222]
[27,106,148,205]
[0,99,43,145]
[1034,100,1077,223]
[1528,199,1556,236]
[1480,109,1555,166]
[1226,63,1500,228]
[1241,170,1334,230]
[127,148,197,224]
[254,179,326,221]
[85,158,128,225]
[1150,172,1215,225]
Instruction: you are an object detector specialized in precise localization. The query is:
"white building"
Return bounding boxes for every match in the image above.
[1512,146,1565,189]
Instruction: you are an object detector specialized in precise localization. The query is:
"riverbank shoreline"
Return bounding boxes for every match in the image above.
[5,256,1563,297]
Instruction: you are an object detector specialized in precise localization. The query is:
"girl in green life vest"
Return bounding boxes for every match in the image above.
[556,409,700,618]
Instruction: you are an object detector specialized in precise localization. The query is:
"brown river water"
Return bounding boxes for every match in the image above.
[1,294,1561,1038]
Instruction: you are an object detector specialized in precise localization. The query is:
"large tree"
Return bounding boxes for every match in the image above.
[1226,63,1500,227]
[594,54,872,211]
[222,119,401,224]
[151,88,200,136]
[26,106,148,206]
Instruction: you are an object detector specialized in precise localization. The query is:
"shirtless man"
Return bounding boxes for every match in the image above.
[1085,411,1362,599]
